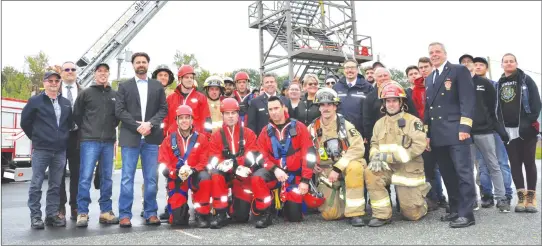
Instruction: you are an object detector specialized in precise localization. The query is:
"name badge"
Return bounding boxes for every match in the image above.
[259,108,265,111]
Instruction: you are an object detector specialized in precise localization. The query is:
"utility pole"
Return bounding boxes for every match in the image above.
[487,56,493,80]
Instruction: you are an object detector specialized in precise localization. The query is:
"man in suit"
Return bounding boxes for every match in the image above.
[115,52,168,227]
[424,42,476,228]
[247,74,290,135]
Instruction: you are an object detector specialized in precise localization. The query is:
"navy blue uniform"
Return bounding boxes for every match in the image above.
[424,61,476,222]
[333,74,374,135]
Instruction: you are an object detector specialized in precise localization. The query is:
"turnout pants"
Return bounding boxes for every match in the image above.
[211,169,253,222]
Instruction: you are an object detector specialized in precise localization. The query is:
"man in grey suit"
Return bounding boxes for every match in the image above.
[115,52,168,227]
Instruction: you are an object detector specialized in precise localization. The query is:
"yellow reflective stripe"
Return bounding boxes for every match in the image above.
[346,198,366,208]
[397,147,411,163]
[371,197,391,208]
[391,174,426,187]
[460,117,473,127]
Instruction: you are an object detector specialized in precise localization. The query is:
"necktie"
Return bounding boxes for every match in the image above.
[433,69,440,85]
[66,85,74,106]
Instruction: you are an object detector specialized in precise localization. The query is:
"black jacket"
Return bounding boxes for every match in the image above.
[496,68,541,139]
[332,74,374,134]
[471,75,497,135]
[74,83,119,142]
[362,87,419,139]
[292,94,320,126]
[20,92,73,151]
[247,93,290,136]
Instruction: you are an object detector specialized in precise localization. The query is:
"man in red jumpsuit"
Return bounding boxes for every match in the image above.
[232,72,254,127]
[163,65,212,137]
[158,105,212,228]
[251,96,317,228]
[208,98,261,229]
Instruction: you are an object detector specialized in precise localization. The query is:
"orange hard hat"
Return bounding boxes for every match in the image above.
[220,98,240,113]
[176,105,193,117]
[178,65,195,78]
[234,71,250,82]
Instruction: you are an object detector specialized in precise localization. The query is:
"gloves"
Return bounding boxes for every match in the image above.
[217,159,234,173]
[368,154,391,173]
[235,165,252,178]
[178,165,193,181]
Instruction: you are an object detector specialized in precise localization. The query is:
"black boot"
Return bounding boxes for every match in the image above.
[159,206,170,221]
[481,194,495,208]
[171,204,190,226]
[350,216,366,227]
[254,208,272,229]
[210,209,228,229]
[195,213,210,228]
[368,217,391,227]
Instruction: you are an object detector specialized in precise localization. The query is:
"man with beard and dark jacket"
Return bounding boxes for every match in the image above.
[332,59,374,136]
[497,53,541,213]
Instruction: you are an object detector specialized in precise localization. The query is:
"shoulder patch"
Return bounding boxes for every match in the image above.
[348,128,360,137]
[414,121,424,132]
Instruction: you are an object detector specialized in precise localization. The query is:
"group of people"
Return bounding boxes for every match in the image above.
[21,41,540,231]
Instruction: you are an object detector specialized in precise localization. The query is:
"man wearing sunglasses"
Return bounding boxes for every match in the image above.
[21,71,73,229]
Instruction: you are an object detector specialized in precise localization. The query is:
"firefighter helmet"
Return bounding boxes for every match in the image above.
[152,64,175,87]
[314,88,340,104]
[177,65,195,78]
[176,105,193,117]
[234,71,250,82]
[223,76,234,85]
[220,98,240,112]
[379,81,406,99]
[303,181,326,208]
[203,75,225,89]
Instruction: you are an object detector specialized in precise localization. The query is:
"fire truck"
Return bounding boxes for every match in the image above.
[1,98,32,182]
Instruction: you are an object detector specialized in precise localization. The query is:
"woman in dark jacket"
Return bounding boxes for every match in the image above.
[293,73,321,125]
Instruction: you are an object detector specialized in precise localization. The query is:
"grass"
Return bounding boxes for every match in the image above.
[114,147,142,170]
[536,146,541,160]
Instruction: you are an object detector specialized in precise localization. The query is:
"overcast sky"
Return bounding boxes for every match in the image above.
[1,1,541,83]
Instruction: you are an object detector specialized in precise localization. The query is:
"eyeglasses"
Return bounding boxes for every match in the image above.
[46,79,61,83]
[64,68,76,72]
[307,83,318,87]
[326,81,336,85]
[344,66,358,70]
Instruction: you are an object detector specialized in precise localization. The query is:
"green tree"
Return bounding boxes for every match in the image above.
[389,68,409,89]
[173,51,199,70]
[25,51,50,88]
[230,68,261,89]
[111,77,131,90]
[196,69,211,91]
[1,66,32,100]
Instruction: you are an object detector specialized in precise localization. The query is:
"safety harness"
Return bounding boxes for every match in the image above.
[220,125,245,168]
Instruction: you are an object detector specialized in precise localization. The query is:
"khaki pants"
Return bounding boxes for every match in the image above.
[365,167,430,221]
[318,161,365,220]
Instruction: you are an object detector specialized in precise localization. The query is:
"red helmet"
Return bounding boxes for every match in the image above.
[379,81,406,99]
[234,71,250,82]
[220,98,240,113]
[176,105,193,117]
[303,192,325,209]
[177,65,195,78]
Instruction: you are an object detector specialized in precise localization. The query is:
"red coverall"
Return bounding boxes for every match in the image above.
[233,91,252,127]
[209,123,259,221]
[163,88,211,136]
[158,130,211,223]
[251,119,314,221]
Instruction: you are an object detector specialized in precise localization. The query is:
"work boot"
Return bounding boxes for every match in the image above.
[76,214,89,227]
[481,194,495,208]
[31,218,45,230]
[515,189,527,212]
[350,216,365,227]
[496,198,511,213]
[146,216,161,226]
[99,211,120,224]
[58,205,66,220]
[70,208,78,221]
[254,209,272,229]
[45,214,66,227]
[438,196,448,208]
[119,217,132,228]
[210,209,228,229]
[368,217,391,227]
[525,190,538,213]
[159,206,170,221]
[426,198,440,212]
[194,213,210,228]
[170,204,190,226]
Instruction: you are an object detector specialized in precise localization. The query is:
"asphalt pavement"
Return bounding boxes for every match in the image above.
[2,161,541,245]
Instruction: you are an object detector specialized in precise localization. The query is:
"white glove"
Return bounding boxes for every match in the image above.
[368,160,390,173]
[178,165,193,181]
[235,166,252,178]
[218,159,234,172]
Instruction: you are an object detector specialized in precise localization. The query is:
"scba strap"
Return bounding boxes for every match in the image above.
[171,131,199,170]
[267,120,297,169]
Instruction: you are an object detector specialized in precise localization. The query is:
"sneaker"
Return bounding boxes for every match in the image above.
[481,195,495,208]
[473,202,480,211]
[31,218,45,229]
[45,215,66,227]
[76,214,89,227]
[99,211,120,224]
[496,198,511,213]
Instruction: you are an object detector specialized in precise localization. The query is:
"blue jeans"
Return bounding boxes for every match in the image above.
[477,132,513,199]
[28,149,66,219]
[77,141,114,214]
[119,139,159,220]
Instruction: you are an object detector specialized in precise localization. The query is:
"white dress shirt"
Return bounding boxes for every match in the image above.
[432,60,448,84]
[61,82,78,107]
[136,77,149,138]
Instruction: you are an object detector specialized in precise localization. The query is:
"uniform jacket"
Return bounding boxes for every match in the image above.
[163,87,211,136]
[207,97,223,134]
[424,62,475,147]
[333,74,374,135]
[308,115,365,172]
[158,130,209,180]
[209,123,259,167]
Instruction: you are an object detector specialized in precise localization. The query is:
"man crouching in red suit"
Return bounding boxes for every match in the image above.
[158,105,212,228]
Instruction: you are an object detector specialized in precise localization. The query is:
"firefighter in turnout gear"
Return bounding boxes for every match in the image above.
[204,76,225,134]
[208,98,260,229]
[158,105,212,228]
[308,88,367,226]
[163,65,212,137]
[366,82,430,227]
[251,96,317,229]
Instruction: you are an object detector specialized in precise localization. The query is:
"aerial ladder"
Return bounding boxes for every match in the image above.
[75,0,168,87]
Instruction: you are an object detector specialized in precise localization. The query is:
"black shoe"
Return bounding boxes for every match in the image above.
[440,213,459,222]
[481,195,495,208]
[195,213,210,228]
[496,198,511,213]
[159,206,170,221]
[368,217,391,227]
[473,202,480,211]
[45,215,66,227]
[140,210,144,217]
[70,208,78,221]
[426,198,440,212]
[449,217,475,228]
[438,196,449,208]
[350,216,365,227]
[210,210,228,229]
[31,218,45,229]
[254,209,272,229]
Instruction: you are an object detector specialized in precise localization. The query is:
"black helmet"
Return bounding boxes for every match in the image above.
[152,64,175,87]
[314,88,340,104]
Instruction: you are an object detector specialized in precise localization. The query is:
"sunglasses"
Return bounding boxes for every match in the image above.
[46,79,61,83]
[326,81,336,85]
[64,68,76,72]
